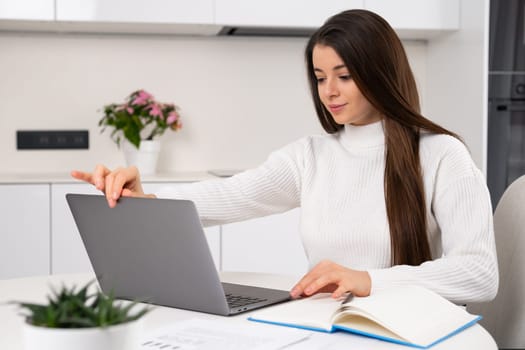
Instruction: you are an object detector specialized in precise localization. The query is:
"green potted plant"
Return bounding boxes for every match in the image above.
[98,89,183,174]
[14,280,149,350]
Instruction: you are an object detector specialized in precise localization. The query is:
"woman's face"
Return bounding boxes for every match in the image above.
[312,44,382,126]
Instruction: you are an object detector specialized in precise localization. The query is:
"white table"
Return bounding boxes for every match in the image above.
[0,272,497,349]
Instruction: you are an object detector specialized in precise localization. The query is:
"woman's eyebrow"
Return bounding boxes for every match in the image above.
[314,64,347,73]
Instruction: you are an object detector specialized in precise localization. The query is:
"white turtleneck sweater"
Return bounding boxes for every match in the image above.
[156,121,498,304]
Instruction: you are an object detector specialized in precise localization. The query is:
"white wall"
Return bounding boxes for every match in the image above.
[0,32,427,174]
[425,0,489,173]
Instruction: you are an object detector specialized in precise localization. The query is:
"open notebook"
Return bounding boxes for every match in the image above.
[249,285,481,349]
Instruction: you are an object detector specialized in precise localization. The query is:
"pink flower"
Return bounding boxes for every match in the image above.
[132,90,153,106]
[148,103,162,117]
[166,111,179,125]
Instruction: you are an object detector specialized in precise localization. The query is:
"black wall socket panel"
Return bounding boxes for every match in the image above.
[17,130,89,150]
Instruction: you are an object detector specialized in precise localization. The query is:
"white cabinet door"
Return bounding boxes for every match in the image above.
[364,0,460,33]
[51,182,221,274]
[56,0,214,24]
[221,208,308,277]
[0,0,54,20]
[0,184,50,279]
[215,0,364,28]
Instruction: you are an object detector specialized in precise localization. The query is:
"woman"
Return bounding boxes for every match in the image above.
[72,9,498,304]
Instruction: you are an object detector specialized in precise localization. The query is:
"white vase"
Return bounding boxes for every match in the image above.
[122,139,161,175]
[23,318,143,350]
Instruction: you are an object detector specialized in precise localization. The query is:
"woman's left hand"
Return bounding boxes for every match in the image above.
[290,259,371,299]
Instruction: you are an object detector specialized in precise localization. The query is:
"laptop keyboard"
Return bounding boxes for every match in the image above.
[226,293,268,308]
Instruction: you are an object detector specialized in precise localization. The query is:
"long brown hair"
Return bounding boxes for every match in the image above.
[305,9,460,266]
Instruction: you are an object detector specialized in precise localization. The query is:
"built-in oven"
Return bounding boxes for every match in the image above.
[487,0,525,208]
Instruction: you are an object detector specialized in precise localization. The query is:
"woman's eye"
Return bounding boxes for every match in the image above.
[339,75,352,81]
[316,77,326,83]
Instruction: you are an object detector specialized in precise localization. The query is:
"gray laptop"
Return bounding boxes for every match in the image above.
[66,193,291,316]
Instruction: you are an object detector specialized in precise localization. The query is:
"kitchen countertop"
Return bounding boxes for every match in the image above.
[0,171,217,184]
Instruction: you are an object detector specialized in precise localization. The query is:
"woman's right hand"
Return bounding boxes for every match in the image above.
[70,164,155,208]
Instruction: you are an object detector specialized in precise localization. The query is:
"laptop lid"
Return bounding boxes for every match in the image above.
[66,193,290,316]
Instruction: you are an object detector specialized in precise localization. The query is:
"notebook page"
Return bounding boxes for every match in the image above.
[337,285,480,346]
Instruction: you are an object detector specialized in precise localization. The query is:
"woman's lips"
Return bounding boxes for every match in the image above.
[328,103,347,113]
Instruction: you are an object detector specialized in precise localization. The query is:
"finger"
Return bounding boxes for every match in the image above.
[70,170,94,184]
[93,164,111,191]
[111,167,137,199]
[290,272,317,298]
[291,271,327,298]
[104,169,120,208]
[121,188,135,197]
[106,167,141,207]
[332,285,350,299]
[291,259,338,298]
[303,273,335,296]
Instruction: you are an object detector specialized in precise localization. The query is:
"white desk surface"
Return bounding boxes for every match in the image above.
[0,272,497,350]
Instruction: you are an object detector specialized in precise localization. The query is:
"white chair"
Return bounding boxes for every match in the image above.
[469,175,525,349]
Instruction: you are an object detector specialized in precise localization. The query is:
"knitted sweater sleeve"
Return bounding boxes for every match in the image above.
[367,138,499,304]
[154,139,304,227]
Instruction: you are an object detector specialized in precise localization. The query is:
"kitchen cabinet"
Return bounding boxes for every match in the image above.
[56,0,214,24]
[50,182,221,274]
[364,0,460,37]
[215,0,458,39]
[0,184,50,279]
[221,208,308,277]
[215,0,364,28]
[0,0,54,20]
[3,179,305,278]
[54,0,220,35]
[0,0,460,39]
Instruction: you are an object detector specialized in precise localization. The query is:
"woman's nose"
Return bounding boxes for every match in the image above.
[323,78,339,97]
